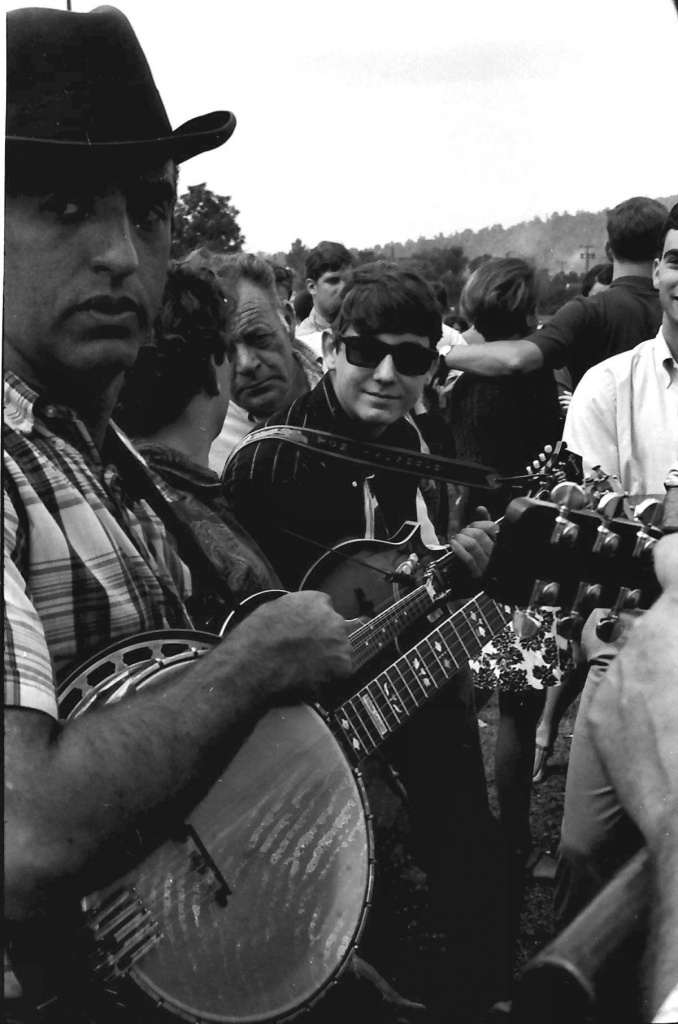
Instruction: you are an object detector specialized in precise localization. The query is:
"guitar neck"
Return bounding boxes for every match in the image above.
[336,591,510,759]
[348,550,457,670]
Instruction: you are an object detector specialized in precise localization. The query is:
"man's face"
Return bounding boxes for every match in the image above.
[653,228,678,341]
[307,266,350,321]
[231,280,297,419]
[325,329,433,436]
[3,160,175,393]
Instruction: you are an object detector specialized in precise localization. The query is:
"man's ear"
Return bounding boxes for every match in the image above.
[652,256,661,289]
[306,278,317,296]
[322,329,338,369]
[282,299,296,341]
[605,240,614,262]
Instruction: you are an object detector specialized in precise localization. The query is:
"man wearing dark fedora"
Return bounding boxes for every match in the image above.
[3,7,353,1019]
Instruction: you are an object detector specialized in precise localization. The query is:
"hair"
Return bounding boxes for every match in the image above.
[606,197,668,262]
[460,257,537,341]
[266,262,295,300]
[305,240,354,282]
[332,261,442,347]
[293,288,314,322]
[581,262,613,297]
[183,249,282,310]
[115,259,232,437]
[658,203,678,250]
[431,281,449,310]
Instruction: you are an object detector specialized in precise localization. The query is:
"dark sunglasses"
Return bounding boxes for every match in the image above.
[337,333,437,376]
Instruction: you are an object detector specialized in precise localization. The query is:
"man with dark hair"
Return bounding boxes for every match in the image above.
[553,204,678,932]
[223,261,493,587]
[440,196,667,388]
[297,239,355,340]
[563,202,678,493]
[224,262,507,1022]
[3,8,352,1016]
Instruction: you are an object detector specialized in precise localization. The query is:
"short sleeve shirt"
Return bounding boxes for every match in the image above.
[3,371,193,719]
[532,277,662,386]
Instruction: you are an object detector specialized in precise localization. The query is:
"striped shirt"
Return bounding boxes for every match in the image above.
[3,371,192,720]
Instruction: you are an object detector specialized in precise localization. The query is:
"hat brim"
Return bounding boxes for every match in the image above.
[6,110,236,166]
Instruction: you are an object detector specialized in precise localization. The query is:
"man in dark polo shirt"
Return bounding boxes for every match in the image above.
[441,196,666,388]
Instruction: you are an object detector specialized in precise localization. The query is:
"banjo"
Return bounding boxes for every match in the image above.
[45,588,511,1024]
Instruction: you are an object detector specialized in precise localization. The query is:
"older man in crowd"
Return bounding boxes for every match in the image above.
[204,253,324,472]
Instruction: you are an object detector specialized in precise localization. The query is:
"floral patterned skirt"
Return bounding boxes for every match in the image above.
[470,608,573,693]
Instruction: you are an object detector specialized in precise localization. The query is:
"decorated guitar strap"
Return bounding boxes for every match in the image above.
[108,424,241,616]
[223,424,503,491]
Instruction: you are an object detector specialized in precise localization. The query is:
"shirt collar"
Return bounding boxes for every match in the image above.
[654,327,678,387]
[308,307,331,332]
[3,369,40,433]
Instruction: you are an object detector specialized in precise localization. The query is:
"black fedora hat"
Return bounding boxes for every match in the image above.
[6,5,236,165]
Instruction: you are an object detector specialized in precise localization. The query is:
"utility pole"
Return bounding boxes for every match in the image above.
[580,244,595,275]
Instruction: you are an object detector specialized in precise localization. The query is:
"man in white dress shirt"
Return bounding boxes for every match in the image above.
[554,203,678,932]
[563,202,678,494]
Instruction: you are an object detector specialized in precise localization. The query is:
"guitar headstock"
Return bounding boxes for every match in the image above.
[504,441,583,502]
[483,485,663,641]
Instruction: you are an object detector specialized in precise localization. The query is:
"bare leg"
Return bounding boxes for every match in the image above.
[533,661,587,781]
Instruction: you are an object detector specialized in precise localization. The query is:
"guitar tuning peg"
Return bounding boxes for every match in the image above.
[513,579,561,639]
[595,612,624,644]
[549,481,586,546]
[595,586,642,643]
[556,581,604,640]
[632,499,663,558]
[592,492,623,555]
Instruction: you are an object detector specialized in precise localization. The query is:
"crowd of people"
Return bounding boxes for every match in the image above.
[3,7,677,1024]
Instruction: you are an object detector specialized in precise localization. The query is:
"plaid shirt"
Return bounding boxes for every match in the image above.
[3,371,193,720]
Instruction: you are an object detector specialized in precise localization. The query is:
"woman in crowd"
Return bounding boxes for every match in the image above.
[445,257,570,952]
[115,255,279,632]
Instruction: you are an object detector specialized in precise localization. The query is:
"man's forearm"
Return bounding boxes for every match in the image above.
[646,816,678,1018]
[5,594,351,918]
[443,338,544,376]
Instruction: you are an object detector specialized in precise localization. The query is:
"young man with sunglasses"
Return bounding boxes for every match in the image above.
[223,261,496,589]
[223,262,508,1023]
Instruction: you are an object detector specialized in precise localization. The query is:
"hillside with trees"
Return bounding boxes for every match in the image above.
[268,194,676,314]
[368,195,677,275]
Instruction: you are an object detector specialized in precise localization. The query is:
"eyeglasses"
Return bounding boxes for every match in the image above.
[337,333,437,376]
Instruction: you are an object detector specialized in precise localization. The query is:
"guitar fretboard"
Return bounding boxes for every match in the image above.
[336,591,510,759]
[349,551,456,670]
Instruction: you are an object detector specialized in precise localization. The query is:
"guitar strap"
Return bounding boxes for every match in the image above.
[108,424,240,614]
[223,424,503,491]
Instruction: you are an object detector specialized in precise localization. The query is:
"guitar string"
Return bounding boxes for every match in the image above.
[339,594,511,757]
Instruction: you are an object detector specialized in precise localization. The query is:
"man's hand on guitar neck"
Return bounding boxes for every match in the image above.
[226,591,354,701]
[446,505,498,584]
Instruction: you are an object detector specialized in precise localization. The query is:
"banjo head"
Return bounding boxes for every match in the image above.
[67,639,374,1023]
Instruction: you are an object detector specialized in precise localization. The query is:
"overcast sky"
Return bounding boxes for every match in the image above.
[5,0,677,255]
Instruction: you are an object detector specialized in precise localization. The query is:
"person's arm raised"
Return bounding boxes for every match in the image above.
[442,337,544,376]
[5,591,352,921]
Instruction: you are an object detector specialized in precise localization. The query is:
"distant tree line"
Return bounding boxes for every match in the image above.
[170,185,677,316]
